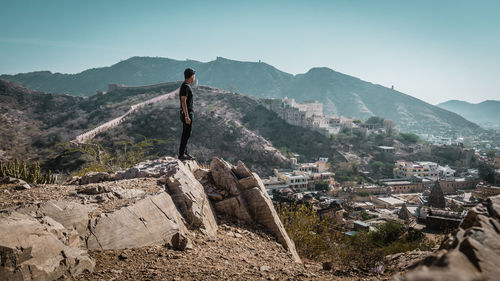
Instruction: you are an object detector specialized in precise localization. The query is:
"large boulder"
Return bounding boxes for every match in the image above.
[18,200,97,240]
[214,195,253,222]
[242,174,301,263]
[0,212,94,281]
[86,192,189,249]
[163,158,218,239]
[394,195,500,281]
[207,157,301,263]
[79,172,112,185]
[77,157,195,184]
[210,158,241,196]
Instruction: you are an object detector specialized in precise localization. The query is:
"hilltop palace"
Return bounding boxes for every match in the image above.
[259,97,381,137]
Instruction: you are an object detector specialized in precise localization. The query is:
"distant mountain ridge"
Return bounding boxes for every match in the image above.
[437,100,500,128]
[0,56,482,134]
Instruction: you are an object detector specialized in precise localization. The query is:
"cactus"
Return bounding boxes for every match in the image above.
[0,159,57,184]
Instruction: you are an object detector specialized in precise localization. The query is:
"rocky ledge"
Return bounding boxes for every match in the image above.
[394,195,500,281]
[0,156,300,280]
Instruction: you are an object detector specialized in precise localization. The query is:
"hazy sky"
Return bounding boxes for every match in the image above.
[1,0,499,105]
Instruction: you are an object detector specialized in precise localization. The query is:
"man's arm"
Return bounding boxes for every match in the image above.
[181,96,191,124]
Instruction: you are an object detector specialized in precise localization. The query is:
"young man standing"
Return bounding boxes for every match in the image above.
[178,68,196,160]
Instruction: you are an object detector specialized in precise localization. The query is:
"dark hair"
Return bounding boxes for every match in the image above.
[184,68,196,79]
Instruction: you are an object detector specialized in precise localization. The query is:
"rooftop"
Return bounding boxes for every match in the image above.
[375,197,406,205]
[385,181,412,185]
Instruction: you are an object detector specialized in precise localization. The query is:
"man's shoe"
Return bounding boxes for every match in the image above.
[178,153,194,161]
[184,152,195,160]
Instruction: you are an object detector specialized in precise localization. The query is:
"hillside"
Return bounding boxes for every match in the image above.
[75,84,347,176]
[0,79,345,176]
[437,99,500,129]
[282,67,481,134]
[0,78,180,163]
[0,56,482,135]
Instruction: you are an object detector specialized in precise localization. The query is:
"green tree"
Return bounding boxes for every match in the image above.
[315,180,329,191]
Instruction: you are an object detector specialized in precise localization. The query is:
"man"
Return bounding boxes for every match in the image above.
[178,68,196,160]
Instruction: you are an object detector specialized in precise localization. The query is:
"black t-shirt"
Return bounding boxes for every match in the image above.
[179,82,193,113]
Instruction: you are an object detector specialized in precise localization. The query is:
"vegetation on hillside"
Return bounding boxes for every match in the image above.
[242,105,344,163]
[0,159,56,184]
[277,203,436,270]
[49,137,166,176]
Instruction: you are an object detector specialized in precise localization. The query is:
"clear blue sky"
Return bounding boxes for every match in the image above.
[1,0,499,104]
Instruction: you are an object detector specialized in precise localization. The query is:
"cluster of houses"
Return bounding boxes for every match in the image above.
[263,157,336,199]
[260,97,385,137]
[264,155,498,234]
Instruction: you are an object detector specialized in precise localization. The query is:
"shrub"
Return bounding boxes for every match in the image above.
[357,191,370,197]
[278,203,436,270]
[277,203,343,259]
[0,159,56,184]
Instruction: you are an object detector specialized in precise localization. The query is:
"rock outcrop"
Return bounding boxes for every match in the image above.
[394,195,500,281]
[0,212,95,280]
[86,192,189,250]
[0,156,301,280]
[162,159,218,239]
[206,158,301,263]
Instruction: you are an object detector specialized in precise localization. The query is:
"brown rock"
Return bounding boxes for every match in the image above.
[164,158,218,239]
[214,196,253,222]
[394,195,500,281]
[193,168,209,181]
[86,192,188,249]
[210,158,240,196]
[232,160,253,179]
[207,157,301,263]
[238,176,259,190]
[171,232,190,251]
[14,183,31,190]
[79,172,111,185]
[242,186,301,263]
[0,212,95,281]
[183,160,200,173]
[207,192,224,201]
[1,176,25,185]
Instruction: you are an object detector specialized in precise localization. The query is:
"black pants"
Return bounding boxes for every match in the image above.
[178,111,193,156]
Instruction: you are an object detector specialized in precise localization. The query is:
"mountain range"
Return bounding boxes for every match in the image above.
[0,56,482,134]
[437,100,500,129]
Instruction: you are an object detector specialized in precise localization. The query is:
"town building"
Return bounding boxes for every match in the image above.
[437,165,456,177]
[273,169,309,191]
[393,160,440,178]
[373,196,406,209]
[262,176,289,195]
[418,207,464,231]
[384,180,423,194]
[260,97,360,137]
[472,184,500,199]
[354,185,388,195]
[376,146,396,154]
[438,178,480,194]
[428,181,446,208]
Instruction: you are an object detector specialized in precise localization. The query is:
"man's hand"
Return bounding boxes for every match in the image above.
[185,116,191,124]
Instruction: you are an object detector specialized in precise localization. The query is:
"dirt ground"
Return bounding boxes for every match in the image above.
[1,181,402,281]
[73,220,393,281]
